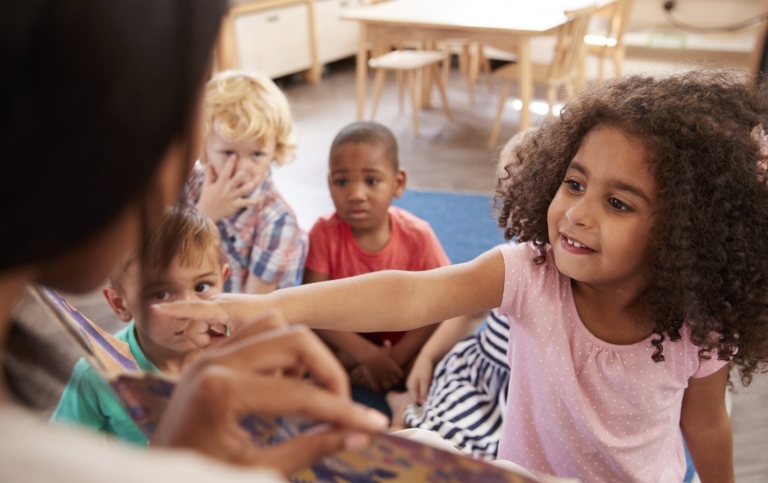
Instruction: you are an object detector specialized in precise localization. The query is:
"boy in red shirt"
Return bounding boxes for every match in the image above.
[304,121,448,418]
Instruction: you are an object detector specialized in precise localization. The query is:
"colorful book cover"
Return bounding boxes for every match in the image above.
[35,285,542,483]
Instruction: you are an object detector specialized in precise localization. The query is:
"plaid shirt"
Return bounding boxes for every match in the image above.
[188,164,307,293]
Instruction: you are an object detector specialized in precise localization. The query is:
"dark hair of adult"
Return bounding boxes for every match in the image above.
[330,121,400,170]
[496,71,768,385]
[0,0,227,272]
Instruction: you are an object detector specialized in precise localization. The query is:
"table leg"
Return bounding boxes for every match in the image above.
[518,37,532,130]
[356,22,368,120]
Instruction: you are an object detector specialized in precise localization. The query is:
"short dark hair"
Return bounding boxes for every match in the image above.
[496,70,768,384]
[330,121,399,170]
[0,0,227,272]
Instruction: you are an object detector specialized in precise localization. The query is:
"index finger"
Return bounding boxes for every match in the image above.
[222,154,237,179]
[151,295,250,330]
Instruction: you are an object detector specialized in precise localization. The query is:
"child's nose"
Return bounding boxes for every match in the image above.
[565,196,594,227]
[347,183,367,201]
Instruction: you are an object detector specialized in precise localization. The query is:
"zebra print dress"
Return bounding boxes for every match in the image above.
[402,309,510,459]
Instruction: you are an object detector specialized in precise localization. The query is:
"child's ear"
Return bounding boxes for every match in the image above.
[102,286,134,322]
[221,263,231,282]
[393,169,407,198]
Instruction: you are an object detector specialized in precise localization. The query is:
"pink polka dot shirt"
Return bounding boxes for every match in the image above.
[496,243,727,482]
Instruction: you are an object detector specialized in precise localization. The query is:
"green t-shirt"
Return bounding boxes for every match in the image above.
[50,321,160,446]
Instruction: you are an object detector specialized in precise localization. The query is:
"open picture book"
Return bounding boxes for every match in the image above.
[35,285,570,483]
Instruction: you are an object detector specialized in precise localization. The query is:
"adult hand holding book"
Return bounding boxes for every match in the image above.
[150,308,390,474]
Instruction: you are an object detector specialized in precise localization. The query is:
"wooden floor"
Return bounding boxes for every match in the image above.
[42,48,767,480]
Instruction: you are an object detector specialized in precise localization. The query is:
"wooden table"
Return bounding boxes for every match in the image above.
[343,0,601,130]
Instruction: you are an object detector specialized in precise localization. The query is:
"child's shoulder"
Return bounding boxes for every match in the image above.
[389,206,433,234]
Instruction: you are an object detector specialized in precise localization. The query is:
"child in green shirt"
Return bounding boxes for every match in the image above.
[50,203,229,445]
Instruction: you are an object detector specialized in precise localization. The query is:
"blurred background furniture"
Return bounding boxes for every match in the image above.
[368,48,451,135]
[582,0,634,80]
[342,0,592,133]
[488,5,597,148]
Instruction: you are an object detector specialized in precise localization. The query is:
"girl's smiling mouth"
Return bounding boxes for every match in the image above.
[561,234,595,253]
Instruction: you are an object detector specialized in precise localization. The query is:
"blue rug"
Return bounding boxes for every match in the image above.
[393,189,507,264]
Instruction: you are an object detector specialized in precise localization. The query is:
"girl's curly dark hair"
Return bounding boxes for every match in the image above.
[496,71,768,385]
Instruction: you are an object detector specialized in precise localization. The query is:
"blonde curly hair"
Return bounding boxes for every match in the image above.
[200,70,297,165]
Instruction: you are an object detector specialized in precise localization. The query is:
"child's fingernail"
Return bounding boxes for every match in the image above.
[343,432,371,450]
[365,408,390,428]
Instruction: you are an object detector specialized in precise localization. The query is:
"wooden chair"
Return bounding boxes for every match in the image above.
[583,0,634,80]
[368,48,451,136]
[488,5,596,148]
[438,39,492,104]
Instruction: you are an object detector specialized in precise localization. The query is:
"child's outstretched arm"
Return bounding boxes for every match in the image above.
[680,364,734,483]
[155,248,505,337]
[276,248,504,332]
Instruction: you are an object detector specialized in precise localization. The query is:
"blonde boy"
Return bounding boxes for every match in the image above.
[188,70,307,294]
[51,203,229,446]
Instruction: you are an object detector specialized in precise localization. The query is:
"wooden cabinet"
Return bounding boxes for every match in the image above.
[314,0,360,64]
[216,0,361,82]
[234,2,315,79]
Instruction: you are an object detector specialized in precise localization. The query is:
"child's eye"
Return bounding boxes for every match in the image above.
[366,178,380,186]
[333,179,348,187]
[608,198,632,212]
[195,283,212,294]
[153,291,171,301]
[564,179,584,192]
[252,152,266,158]
[222,150,235,156]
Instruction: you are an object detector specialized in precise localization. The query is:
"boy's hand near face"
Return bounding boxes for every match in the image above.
[196,155,263,222]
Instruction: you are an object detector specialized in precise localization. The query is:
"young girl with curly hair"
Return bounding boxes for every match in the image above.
[161,71,768,482]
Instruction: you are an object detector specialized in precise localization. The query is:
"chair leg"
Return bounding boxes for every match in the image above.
[461,43,475,105]
[396,70,405,114]
[370,68,386,120]
[564,81,574,98]
[488,80,512,149]
[441,46,451,88]
[407,70,420,136]
[613,48,625,76]
[480,47,493,91]
[546,85,557,118]
[431,64,452,120]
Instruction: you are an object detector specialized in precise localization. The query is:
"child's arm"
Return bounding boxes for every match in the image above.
[279,249,505,332]
[156,248,505,339]
[680,364,734,483]
[406,313,485,403]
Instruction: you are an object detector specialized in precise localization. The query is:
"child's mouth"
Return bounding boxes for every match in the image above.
[561,234,595,253]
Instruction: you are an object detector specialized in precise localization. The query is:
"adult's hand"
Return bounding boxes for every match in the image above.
[150,309,388,475]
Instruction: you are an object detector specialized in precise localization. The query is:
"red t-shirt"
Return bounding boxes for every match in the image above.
[305,206,450,344]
